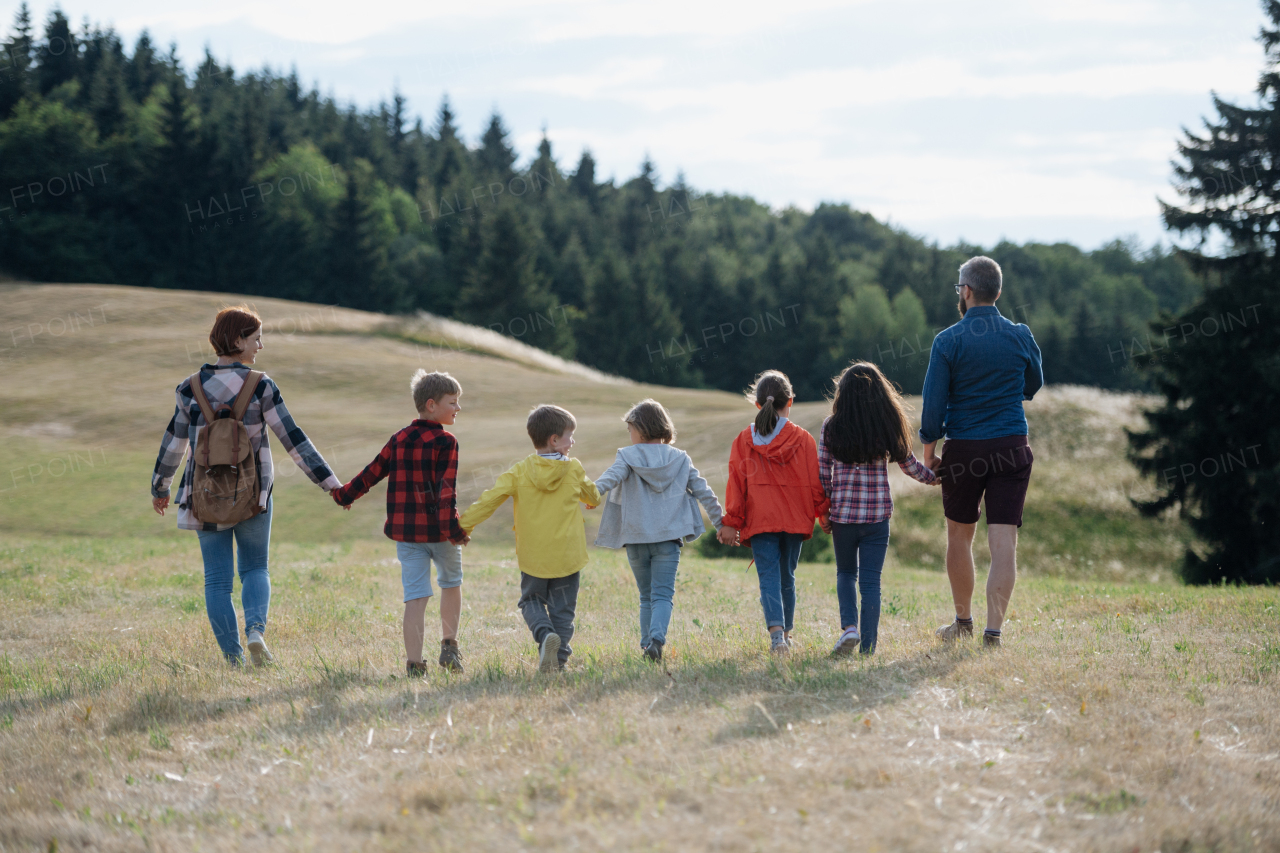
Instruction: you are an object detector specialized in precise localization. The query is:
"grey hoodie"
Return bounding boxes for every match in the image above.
[593,444,724,548]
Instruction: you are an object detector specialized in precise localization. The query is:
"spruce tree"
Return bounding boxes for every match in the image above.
[34,9,76,95]
[0,4,33,118]
[1128,1,1280,583]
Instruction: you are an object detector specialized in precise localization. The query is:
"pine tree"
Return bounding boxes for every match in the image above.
[0,4,33,118]
[125,31,159,101]
[34,9,76,95]
[570,149,599,210]
[1129,2,1280,584]
[456,205,573,357]
[477,111,516,182]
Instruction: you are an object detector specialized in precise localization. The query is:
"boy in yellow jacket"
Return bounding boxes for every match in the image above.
[459,405,601,673]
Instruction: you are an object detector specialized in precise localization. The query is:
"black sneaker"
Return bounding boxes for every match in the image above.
[406,660,428,678]
[644,638,664,663]
[439,639,464,673]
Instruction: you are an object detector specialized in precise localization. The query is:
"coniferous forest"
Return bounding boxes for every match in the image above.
[0,5,1206,399]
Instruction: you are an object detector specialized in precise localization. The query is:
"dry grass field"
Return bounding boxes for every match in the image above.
[2,283,1276,852]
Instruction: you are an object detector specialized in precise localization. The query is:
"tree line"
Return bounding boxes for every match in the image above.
[0,4,1201,401]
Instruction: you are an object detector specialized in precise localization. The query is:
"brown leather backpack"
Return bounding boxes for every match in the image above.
[189,370,263,525]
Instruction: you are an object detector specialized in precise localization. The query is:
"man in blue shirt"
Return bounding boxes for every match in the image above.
[919,256,1043,648]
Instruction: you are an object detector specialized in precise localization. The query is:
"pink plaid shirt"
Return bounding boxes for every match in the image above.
[817,417,939,524]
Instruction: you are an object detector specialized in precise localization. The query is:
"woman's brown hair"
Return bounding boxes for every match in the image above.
[209,305,262,357]
[746,370,793,438]
[822,361,913,464]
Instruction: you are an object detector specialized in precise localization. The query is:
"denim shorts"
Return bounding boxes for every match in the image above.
[395,541,463,602]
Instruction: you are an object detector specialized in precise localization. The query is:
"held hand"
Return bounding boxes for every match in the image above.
[330,488,351,510]
[152,495,169,516]
[453,533,471,546]
[818,514,832,535]
[717,525,740,546]
[923,452,941,473]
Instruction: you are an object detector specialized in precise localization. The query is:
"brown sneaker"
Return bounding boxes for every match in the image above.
[983,632,1001,649]
[406,660,428,678]
[935,620,974,643]
[438,639,464,673]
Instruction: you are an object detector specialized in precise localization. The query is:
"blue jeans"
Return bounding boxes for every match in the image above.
[624,540,682,647]
[750,532,805,632]
[196,500,272,661]
[832,519,890,654]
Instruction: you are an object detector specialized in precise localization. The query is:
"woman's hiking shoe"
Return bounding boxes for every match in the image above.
[935,620,974,643]
[439,639,464,673]
[983,631,1002,649]
[644,639,664,663]
[246,631,273,666]
[406,660,428,677]
[538,633,561,673]
[830,628,860,657]
[770,631,789,654]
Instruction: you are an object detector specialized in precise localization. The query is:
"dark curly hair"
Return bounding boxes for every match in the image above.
[822,361,914,465]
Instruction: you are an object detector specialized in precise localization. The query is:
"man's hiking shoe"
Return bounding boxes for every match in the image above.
[246,631,273,666]
[830,628,860,658]
[406,660,428,677]
[538,633,561,673]
[935,620,974,643]
[439,639,464,673]
[770,631,789,654]
[983,632,1002,649]
[644,638,664,663]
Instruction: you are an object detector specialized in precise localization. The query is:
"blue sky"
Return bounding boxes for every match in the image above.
[8,0,1268,249]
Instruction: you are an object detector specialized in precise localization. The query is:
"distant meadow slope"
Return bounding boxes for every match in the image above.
[0,282,1188,581]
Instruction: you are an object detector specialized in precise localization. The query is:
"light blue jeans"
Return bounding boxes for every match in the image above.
[196,500,272,662]
[750,531,805,632]
[624,540,682,648]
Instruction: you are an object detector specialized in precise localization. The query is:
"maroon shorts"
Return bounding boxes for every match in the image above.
[938,435,1033,527]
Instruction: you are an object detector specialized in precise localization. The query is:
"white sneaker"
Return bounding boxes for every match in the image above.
[830,628,860,657]
[538,633,561,673]
[246,631,273,667]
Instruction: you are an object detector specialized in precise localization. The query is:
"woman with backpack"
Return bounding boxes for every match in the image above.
[151,305,342,666]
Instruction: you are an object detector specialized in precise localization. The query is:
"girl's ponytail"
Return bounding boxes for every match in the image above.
[747,370,794,437]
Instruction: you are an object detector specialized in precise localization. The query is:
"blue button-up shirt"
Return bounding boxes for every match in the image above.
[919,305,1044,443]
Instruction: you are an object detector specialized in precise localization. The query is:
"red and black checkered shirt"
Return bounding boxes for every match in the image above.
[332,420,466,543]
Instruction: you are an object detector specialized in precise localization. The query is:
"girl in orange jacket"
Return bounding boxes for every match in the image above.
[720,370,830,653]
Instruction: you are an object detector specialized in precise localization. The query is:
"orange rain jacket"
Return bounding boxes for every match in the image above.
[722,420,831,546]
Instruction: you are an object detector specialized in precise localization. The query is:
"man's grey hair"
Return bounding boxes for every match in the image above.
[959,256,1002,303]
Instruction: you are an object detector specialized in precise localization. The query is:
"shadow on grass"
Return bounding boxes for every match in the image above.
[146,639,974,747]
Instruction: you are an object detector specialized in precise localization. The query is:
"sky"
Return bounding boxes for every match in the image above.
[7,0,1269,249]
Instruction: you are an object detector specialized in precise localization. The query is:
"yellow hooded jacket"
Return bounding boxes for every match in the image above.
[458,454,602,579]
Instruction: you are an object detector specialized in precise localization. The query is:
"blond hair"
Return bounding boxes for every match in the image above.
[411,370,462,411]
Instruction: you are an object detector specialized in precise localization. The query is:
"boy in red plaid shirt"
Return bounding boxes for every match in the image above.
[332,371,471,676]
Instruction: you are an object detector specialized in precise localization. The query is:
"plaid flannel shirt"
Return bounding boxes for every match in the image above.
[817,417,939,525]
[151,364,342,531]
[333,420,466,543]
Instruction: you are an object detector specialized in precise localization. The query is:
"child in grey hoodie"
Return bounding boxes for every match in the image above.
[594,399,724,663]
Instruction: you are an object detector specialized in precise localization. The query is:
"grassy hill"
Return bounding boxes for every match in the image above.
[0,282,1188,579]
[3,284,1276,853]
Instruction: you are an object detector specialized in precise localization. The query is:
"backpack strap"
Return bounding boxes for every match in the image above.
[189,371,218,424]
[231,371,262,421]
[189,372,218,468]
[228,371,262,463]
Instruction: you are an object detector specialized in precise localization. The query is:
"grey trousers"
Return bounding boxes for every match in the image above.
[518,571,579,663]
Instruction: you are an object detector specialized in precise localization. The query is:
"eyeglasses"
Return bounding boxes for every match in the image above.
[955,283,966,294]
